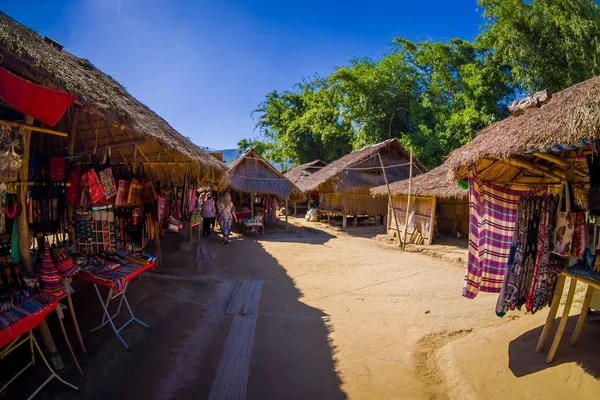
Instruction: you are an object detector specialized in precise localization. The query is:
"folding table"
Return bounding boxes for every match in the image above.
[0,294,78,399]
[77,261,155,351]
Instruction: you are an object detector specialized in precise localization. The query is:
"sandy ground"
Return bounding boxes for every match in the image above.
[11,217,599,399]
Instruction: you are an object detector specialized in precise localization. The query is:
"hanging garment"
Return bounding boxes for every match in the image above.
[85,169,105,204]
[463,170,543,299]
[552,183,575,258]
[49,157,65,183]
[571,213,588,259]
[66,165,80,206]
[526,195,557,313]
[0,184,6,234]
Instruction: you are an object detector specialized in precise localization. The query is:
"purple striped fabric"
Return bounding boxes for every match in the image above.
[463,171,545,299]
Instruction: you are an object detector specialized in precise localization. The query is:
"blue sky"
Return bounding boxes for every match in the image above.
[3,0,483,150]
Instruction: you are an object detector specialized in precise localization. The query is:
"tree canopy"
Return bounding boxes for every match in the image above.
[240,0,600,169]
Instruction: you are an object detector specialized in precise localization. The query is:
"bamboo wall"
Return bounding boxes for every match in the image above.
[386,195,469,245]
[320,191,387,216]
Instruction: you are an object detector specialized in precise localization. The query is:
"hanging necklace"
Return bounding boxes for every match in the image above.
[5,203,19,219]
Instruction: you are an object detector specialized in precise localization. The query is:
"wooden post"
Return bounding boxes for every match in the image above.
[546,277,577,363]
[342,204,347,230]
[154,220,162,268]
[36,320,63,370]
[378,153,401,247]
[294,201,297,216]
[18,116,33,271]
[251,193,255,217]
[402,150,413,250]
[285,198,289,230]
[426,196,437,245]
[536,274,567,352]
[68,108,79,251]
[569,285,595,346]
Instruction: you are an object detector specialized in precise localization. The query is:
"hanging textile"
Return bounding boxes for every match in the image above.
[463,169,544,299]
[587,141,600,215]
[0,67,76,126]
[0,184,6,234]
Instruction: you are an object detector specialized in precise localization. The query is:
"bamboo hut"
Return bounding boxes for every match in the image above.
[228,149,306,223]
[371,164,468,245]
[284,160,327,215]
[0,12,228,187]
[296,139,425,227]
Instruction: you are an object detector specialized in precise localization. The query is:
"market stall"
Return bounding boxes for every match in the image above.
[0,11,229,397]
[446,82,600,363]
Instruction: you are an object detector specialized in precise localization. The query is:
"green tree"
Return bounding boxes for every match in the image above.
[479,0,600,92]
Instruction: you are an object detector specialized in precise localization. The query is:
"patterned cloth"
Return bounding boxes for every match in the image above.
[218,202,235,240]
[464,171,543,299]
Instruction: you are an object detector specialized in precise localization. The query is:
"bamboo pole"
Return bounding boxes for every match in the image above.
[569,285,594,346]
[546,277,577,363]
[285,198,288,230]
[67,292,86,353]
[17,116,33,271]
[402,150,413,250]
[378,152,401,247]
[536,274,566,352]
[533,152,587,177]
[427,196,437,245]
[0,120,68,137]
[154,220,162,268]
[56,310,84,375]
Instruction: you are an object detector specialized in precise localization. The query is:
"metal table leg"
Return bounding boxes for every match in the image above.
[88,282,150,350]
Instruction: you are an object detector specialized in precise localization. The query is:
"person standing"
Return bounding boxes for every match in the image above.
[217,192,237,244]
[201,193,216,237]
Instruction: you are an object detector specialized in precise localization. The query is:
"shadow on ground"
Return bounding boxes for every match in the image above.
[4,224,346,399]
[508,315,600,378]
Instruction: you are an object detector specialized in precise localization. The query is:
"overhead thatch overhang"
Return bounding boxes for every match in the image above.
[0,12,229,187]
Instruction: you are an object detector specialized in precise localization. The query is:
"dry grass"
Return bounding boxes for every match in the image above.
[446,76,600,175]
[228,149,306,201]
[371,163,467,199]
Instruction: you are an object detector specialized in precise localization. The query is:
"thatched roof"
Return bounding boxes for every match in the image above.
[228,149,306,202]
[296,139,425,192]
[371,163,467,199]
[284,160,327,186]
[0,12,228,186]
[447,75,600,179]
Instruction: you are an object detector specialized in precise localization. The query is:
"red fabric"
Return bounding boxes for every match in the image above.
[50,157,65,183]
[0,296,58,348]
[0,67,76,126]
[66,165,80,205]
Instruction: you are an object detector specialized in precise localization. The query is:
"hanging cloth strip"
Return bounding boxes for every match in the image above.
[0,67,76,126]
[463,167,546,299]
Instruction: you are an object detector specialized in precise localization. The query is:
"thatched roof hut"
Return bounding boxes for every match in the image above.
[371,163,468,244]
[297,139,425,193]
[284,160,327,187]
[0,12,228,186]
[446,76,600,185]
[371,164,466,199]
[294,139,424,219]
[228,149,306,202]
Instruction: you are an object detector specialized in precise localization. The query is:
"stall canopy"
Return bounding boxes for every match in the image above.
[445,77,600,188]
[228,149,306,202]
[0,12,228,187]
[284,160,327,188]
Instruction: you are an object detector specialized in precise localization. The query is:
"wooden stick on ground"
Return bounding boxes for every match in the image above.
[66,293,86,353]
[56,309,84,375]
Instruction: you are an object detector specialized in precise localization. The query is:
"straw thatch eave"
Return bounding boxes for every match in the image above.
[296,139,425,192]
[284,160,327,187]
[446,75,600,181]
[228,149,306,202]
[371,163,467,199]
[0,12,228,187]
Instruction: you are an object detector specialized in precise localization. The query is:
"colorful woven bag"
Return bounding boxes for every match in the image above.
[99,167,117,200]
